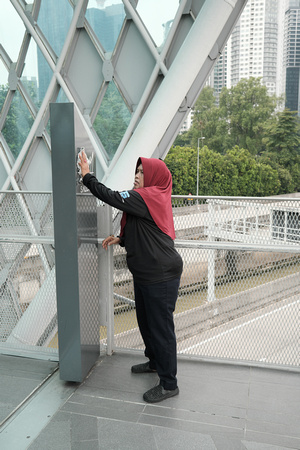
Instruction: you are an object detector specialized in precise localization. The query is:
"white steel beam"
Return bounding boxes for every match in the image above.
[104,0,190,182]
[6,0,108,190]
[105,0,247,190]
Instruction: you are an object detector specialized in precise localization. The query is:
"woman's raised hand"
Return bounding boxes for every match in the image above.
[78,150,90,178]
[102,235,120,250]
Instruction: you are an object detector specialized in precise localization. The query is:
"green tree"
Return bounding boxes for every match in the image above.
[190,78,281,156]
[263,109,300,160]
[1,86,34,159]
[224,147,280,196]
[190,86,227,153]
[259,155,294,194]
[0,84,8,113]
[261,109,300,193]
[197,146,234,195]
[165,144,280,196]
[93,82,131,159]
[219,77,279,155]
[165,146,196,195]
[173,130,191,147]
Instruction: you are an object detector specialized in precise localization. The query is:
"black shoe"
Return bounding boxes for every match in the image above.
[143,385,179,403]
[131,362,157,373]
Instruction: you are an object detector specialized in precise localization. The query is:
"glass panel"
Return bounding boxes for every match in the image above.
[46,89,69,135]
[93,81,131,160]
[37,0,73,57]
[0,62,8,91]
[0,148,7,188]
[56,88,69,103]
[0,2,25,84]
[21,39,41,109]
[21,40,53,107]
[86,0,125,53]
[36,47,54,102]
[2,90,34,159]
[0,77,8,113]
[136,0,179,49]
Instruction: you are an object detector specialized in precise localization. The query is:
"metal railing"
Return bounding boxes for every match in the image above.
[0,191,57,359]
[0,191,299,368]
[113,195,300,368]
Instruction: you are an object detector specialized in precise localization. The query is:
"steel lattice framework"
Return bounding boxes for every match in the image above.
[10,2,300,370]
[0,0,247,191]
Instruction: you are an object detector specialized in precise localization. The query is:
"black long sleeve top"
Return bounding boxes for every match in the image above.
[83,173,183,284]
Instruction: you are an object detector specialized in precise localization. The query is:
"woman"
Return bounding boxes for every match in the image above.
[79,151,183,403]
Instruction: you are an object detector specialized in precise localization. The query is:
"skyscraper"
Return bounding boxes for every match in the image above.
[230,0,279,93]
[179,0,284,132]
[284,0,300,112]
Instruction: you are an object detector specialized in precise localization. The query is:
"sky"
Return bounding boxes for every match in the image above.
[0,1,41,85]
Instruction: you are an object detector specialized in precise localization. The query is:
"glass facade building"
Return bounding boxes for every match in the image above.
[284,2,300,112]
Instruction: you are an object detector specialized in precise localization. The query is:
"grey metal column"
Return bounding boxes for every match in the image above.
[97,203,114,355]
[50,103,100,382]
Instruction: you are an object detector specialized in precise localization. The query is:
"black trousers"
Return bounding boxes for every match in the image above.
[134,277,180,390]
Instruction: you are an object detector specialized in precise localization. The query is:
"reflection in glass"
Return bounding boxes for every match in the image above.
[136,0,179,50]
[46,89,70,136]
[0,81,8,114]
[86,0,125,53]
[21,39,40,109]
[36,48,55,103]
[35,0,73,102]
[0,2,25,85]
[2,90,34,159]
[37,0,73,56]
[94,81,131,160]
[56,89,69,104]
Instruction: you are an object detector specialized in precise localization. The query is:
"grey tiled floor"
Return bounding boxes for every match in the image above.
[0,352,299,450]
[0,354,58,425]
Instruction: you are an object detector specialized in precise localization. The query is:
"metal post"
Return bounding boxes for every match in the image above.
[97,204,114,355]
[50,103,100,382]
[207,201,215,303]
[197,138,200,199]
[197,136,204,204]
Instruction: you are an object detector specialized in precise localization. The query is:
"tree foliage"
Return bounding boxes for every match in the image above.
[189,78,280,155]
[261,109,300,192]
[188,86,227,153]
[165,145,280,197]
[93,82,131,159]
[170,77,299,196]
[0,84,34,159]
[164,146,196,195]
[219,77,278,155]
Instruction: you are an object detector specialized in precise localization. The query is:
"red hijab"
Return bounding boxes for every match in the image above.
[120,157,175,240]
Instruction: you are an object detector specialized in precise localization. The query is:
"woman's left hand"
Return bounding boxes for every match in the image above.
[102,235,120,250]
[78,150,90,178]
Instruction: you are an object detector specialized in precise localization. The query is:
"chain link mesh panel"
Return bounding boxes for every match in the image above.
[77,195,101,347]
[1,193,299,368]
[0,192,57,358]
[112,196,300,368]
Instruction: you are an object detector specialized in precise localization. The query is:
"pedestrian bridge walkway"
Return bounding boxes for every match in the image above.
[0,352,299,449]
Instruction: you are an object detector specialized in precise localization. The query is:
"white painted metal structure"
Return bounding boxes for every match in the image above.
[0,0,247,192]
[0,1,249,357]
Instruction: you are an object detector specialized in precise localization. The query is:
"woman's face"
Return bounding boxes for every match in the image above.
[134,164,144,189]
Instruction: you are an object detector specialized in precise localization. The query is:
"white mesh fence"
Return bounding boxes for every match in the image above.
[0,192,299,367]
[0,192,57,359]
[112,195,300,368]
